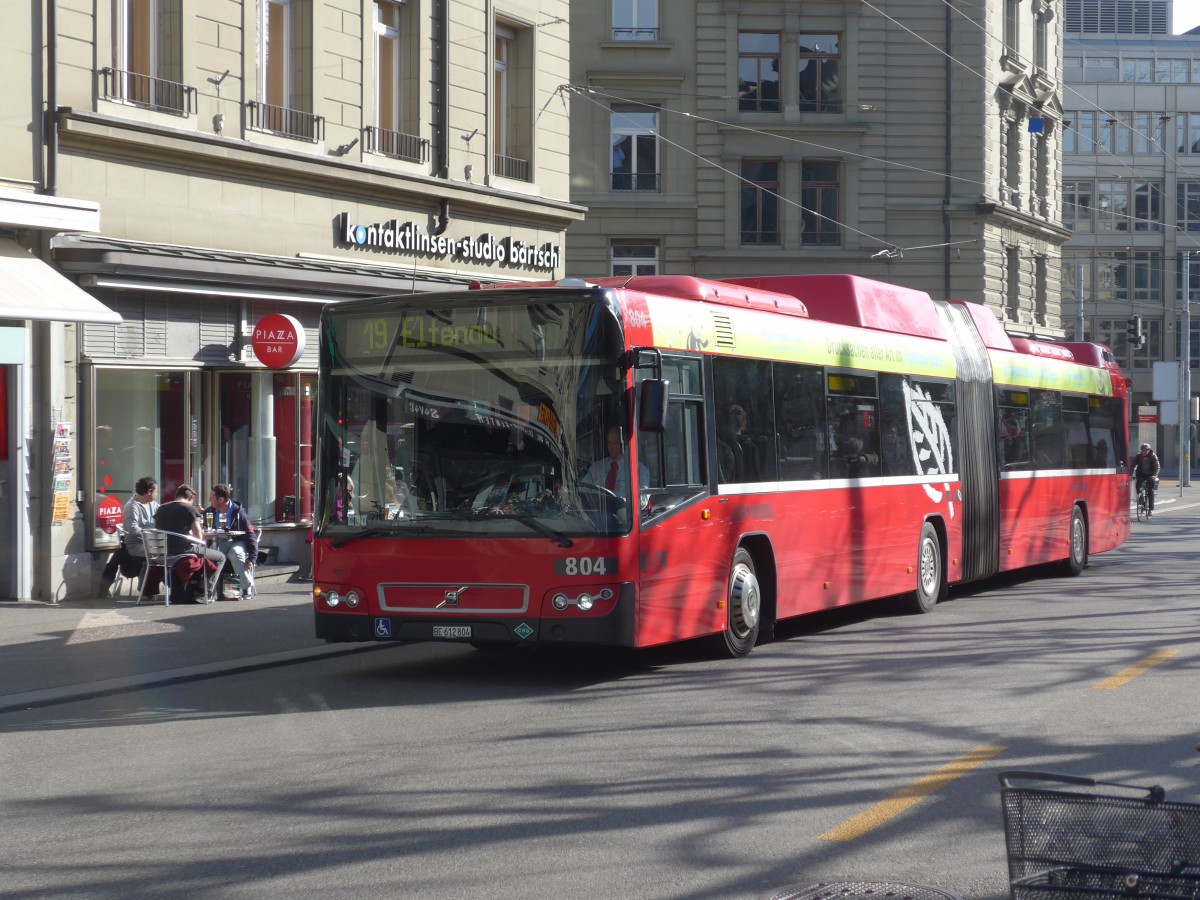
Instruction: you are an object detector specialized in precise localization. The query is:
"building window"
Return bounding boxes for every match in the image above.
[1034,10,1049,72]
[1064,57,1083,82]
[801,160,840,246]
[217,371,315,525]
[1035,255,1048,325]
[1006,247,1021,321]
[1133,181,1163,231]
[1032,134,1048,214]
[612,0,657,40]
[611,105,659,192]
[91,369,195,549]
[739,33,781,112]
[611,240,659,276]
[1084,57,1118,82]
[1098,180,1130,231]
[113,0,186,112]
[1004,0,1019,57]
[257,0,319,139]
[1121,58,1154,82]
[740,159,780,245]
[1177,113,1200,154]
[494,22,532,181]
[1178,182,1200,231]
[1133,112,1166,154]
[797,35,840,112]
[1004,117,1022,205]
[369,0,424,162]
[1063,180,1091,231]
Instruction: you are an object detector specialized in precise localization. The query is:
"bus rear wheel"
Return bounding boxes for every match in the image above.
[909,522,942,614]
[721,549,761,658]
[1062,505,1088,576]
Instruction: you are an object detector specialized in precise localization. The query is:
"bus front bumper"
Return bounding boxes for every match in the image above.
[315,583,635,646]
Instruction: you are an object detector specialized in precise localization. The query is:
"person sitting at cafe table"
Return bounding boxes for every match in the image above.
[153,484,225,603]
[205,483,259,599]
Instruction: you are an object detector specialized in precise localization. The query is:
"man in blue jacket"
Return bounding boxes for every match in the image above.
[205,484,259,598]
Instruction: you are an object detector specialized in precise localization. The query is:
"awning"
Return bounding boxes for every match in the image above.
[0,238,121,325]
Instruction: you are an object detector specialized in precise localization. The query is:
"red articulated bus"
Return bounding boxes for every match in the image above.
[312,273,1129,657]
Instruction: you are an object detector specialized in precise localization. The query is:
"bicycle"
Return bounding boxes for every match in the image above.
[999,771,1200,899]
[1136,476,1159,522]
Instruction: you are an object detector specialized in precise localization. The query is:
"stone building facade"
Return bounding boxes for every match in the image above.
[566,0,1069,330]
[1,0,579,601]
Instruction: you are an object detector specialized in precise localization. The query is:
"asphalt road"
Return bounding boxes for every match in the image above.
[3,502,1199,899]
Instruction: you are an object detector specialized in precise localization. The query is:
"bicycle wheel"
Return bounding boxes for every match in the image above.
[1136,489,1147,522]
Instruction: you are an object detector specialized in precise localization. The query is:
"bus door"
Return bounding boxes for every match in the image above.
[634,356,726,646]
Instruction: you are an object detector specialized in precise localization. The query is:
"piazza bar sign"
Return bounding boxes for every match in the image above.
[335,212,561,272]
[252,313,306,368]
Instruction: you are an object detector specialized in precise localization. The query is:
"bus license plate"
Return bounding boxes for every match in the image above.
[432,625,472,639]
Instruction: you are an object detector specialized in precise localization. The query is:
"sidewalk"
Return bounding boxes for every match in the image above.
[0,575,382,714]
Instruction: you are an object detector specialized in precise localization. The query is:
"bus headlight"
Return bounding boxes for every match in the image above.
[552,593,569,611]
[576,593,595,611]
[345,591,361,609]
[325,591,340,608]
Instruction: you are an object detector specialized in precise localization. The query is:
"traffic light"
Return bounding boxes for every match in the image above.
[1127,315,1145,348]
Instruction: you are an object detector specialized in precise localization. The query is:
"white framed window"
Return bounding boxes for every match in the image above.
[493,21,532,181]
[114,0,183,110]
[374,1,404,135]
[612,0,657,40]
[610,105,659,192]
[611,240,659,276]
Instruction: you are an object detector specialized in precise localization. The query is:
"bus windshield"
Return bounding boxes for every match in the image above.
[318,293,631,540]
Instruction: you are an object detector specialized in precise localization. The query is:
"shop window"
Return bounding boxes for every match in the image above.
[217,371,313,525]
[92,369,193,548]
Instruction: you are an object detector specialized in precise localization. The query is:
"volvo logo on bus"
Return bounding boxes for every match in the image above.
[437,586,469,608]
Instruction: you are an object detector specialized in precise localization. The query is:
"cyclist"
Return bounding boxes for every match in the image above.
[1134,442,1161,517]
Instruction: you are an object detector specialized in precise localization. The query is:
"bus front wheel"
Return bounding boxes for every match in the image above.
[720,549,761,658]
[910,522,942,614]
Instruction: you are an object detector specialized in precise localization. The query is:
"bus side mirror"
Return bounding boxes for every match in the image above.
[639,379,668,433]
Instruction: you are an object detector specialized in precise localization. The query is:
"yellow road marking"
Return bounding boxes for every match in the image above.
[819,744,1005,842]
[1093,649,1178,691]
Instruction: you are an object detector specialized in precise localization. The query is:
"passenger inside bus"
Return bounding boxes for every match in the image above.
[833,410,880,478]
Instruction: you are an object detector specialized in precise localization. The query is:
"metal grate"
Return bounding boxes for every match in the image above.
[1011,866,1200,900]
[99,67,195,115]
[767,882,963,900]
[495,154,531,182]
[364,126,429,163]
[246,101,324,142]
[1000,773,1200,885]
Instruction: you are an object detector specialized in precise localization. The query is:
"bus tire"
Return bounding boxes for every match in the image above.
[910,521,942,614]
[721,549,761,658]
[1062,505,1088,576]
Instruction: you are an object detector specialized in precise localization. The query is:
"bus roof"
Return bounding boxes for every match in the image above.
[722,274,947,340]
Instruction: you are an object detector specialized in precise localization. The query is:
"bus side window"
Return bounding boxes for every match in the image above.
[774,363,826,479]
[1030,390,1065,469]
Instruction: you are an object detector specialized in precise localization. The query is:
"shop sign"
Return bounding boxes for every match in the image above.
[334,213,561,272]
[96,495,123,534]
[252,314,306,368]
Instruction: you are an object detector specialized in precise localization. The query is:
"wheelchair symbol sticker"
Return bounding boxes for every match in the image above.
[374,618,392,638]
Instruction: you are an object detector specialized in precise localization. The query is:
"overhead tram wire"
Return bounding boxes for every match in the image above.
[894,0,1200,181]
[567,85,897,254]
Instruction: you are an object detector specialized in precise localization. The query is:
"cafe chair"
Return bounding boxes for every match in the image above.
[140,528,217,606]
[110,523,147,601]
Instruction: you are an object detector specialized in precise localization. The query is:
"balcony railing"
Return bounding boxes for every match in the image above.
[246,101,324,142]
[797,99,844,113]
[610,172,661,192]
[99,67,195,115]
[495,154,531,182]
[611,27,660,40]
[363,126,429,163]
